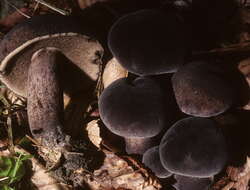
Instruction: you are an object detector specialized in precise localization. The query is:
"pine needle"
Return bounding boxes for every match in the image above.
[34,0,70,15]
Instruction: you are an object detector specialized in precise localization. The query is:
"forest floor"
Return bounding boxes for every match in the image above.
[0,0,250,190]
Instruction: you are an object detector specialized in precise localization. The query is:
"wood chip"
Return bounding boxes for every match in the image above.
[212,157,250,190]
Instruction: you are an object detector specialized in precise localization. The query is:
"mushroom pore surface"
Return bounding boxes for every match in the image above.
[108,9,190,76]
[172,60,234,117]
[159,117,228,178]
[142,146,172,178]
[99,77,167,138]
[0,14,103,97]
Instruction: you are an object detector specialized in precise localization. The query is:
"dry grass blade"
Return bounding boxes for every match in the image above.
[193,41,250,57]
[34,0,70,15]
[6,116,14,155]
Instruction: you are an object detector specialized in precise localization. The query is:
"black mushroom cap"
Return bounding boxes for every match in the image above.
[99,76,168,138]
[142,146,172,178]
[172,60,234,117]
[108,9,191,76]
[159,117,228,178]
[173,175,213,190]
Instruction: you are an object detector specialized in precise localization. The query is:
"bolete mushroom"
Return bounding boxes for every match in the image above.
[173,174,213,190]
[142,146,172,178]
[172,60,234,117]
[108,9,190,76]
[159,117,228,178]
[0,14,104,146]
[98,76,170,154]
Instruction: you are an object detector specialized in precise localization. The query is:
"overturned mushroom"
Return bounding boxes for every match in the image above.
[108,9,190,76]
[159,117,228,178]
[98,76,170,154]
[0,14,103,147]
[142,146,172,178]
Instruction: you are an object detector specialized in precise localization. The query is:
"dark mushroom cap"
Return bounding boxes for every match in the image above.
[142,146,172,178]
[173,175,213,190]
[159,117,228,178]
[0,14,103,96]
[172,60,233,117]
[108,9,190,76]
[99,77,167,138]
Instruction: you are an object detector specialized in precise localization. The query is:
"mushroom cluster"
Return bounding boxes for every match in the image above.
[0,0,249,188]
[141,117,228,189]
[99,1,249,189]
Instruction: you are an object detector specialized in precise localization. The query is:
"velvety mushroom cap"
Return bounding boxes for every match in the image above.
[142,146,172,178]
[0,14,103,97]
[173,175,213,190]
[99,77,167,138]
[172,60,233,117]
[159,117,228,178]
[108,9,190,76]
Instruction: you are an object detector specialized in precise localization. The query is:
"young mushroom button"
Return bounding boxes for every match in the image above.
[108,9,190,76]
[98,76,169,155]
[142,146,172,178]
[0,14,104,146]
[159,117,228,178]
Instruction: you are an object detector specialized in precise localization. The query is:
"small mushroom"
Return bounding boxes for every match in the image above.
[108,9,190,76]
[159,117,228,178]
[142,146,172,178]
[98,76,169,154]
[0,14,104,146]
[172,60,234,117]
[173,175,213,190]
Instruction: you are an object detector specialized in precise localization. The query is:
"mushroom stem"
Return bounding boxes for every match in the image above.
[125,137,157,155]
[27,47,65,147]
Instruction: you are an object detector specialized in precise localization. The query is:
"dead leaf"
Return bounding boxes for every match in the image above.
[102,58,128,89]
[84,151,161,190]
[212,157,250,190]
[86,119,102,148]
